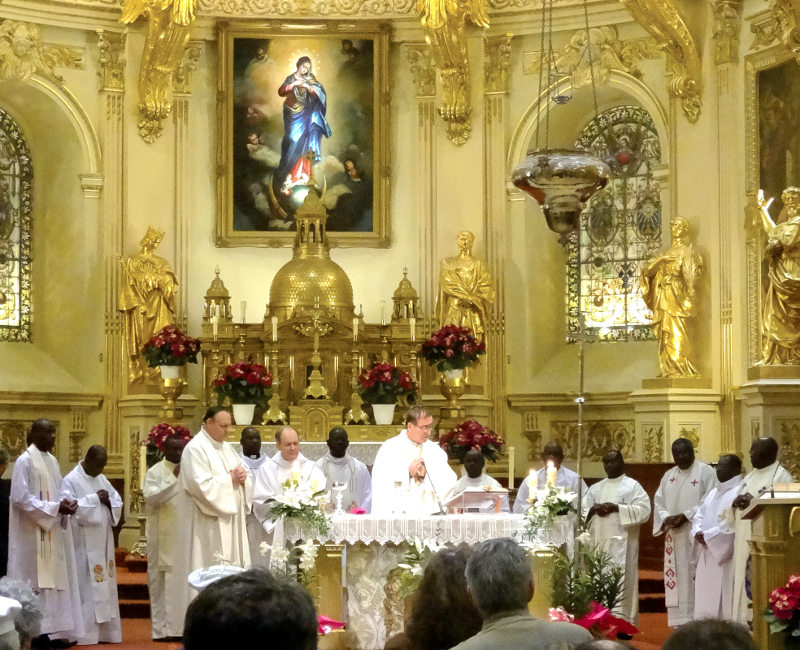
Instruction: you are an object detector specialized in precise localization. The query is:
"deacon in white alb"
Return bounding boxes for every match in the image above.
[174,407,252,630]
[512,442,587,514]
[371,406,457,516]
[252,427,326,529]
[692,454,742,621]
[238,427,270,568]
[444,448,509,513]
[653,438,716,627]
[315,427,371,513]
[582,450,651,626]
[142,434,186,640]
[62,445,123,645]
[8,418,84,646]
[730,436,793,624]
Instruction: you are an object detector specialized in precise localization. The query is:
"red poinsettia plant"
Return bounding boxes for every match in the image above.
[764,573,800,646]
[357,362,418,405]
[420,325,485,372]
[439,419,504,463]
[212,362,273,405]
[143,422,192,467]
[141,325,201,367]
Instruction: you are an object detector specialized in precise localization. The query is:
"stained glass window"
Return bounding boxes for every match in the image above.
[0,108,32,342]
[567,105,662,341]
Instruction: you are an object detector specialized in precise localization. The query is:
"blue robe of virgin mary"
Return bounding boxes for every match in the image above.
[277,72,332,184]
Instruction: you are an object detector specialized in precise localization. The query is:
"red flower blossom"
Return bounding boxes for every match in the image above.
[141,325,201,368]
[439,418,503,463]
[357,362,418,406]
[420,326,485,372]
[213,362,273,406]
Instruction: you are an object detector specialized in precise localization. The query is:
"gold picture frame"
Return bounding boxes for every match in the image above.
[216,21,391,248]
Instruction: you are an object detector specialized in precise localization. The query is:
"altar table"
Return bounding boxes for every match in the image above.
[285,514,527,650]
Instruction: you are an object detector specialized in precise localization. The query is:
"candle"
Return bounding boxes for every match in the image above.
[211,314,218,340]
[380,301,386,326]
[527,469,536,492]
[353,317,359,342]
[546,460,557,487]
[508,446,515,487]
[409,317,416,342]
[139,443,147,492]
[241,300,247,324]
[271,316,278,343]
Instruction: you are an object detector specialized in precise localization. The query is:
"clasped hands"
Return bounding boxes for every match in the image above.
[230,466,248,487]
[660,513,689,531]
[587,502,619,518]
[731,492,753,510]
[58,498,77,515]
[409,458,426,482]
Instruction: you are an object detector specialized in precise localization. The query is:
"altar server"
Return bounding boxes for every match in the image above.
[8,418,84,646]
[238,427,270,567]
[582,449,651,625]
[175,407,251,629]
[315,427,371,512]
[512,441,586,514]
[62,445,123,645]
[445,448,509,513]
[692,454,742,620]
[731,436,793,624]
[143,434,186,639]
[371,405,456,516]
[653,438,716,627]
[238,427,267,473]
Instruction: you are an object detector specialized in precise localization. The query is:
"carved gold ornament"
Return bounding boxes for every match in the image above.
[417,0,489,145]
[120,0,197,142]
[766,0,800,60]
[712,0,742,66]
[0,20,82,83]
[620,0,702,122]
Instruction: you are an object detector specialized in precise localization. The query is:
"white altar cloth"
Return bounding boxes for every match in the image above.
[284,514,527,649]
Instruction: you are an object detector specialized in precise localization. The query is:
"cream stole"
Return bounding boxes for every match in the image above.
[28,445,68,590]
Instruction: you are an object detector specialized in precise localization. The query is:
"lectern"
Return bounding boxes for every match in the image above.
[745,489,800,649]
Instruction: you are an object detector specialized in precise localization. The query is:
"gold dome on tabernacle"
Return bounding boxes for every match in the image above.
[268,191,354,321]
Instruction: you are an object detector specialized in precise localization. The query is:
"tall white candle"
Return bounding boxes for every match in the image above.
[241,300,247,324]
[546,460,557,487]
[271,316,278,343]
[409,317,416,342]
[508,446,515,487]
[211,314,218,339]
[353,317,359,342]
[380,301,386,326]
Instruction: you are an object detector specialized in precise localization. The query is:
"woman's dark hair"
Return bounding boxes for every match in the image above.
[405,546,482,650]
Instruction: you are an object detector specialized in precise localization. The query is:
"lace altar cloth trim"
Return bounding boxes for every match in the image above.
[285,513,527,545]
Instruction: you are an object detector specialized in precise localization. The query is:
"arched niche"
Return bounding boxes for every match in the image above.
[0,76,106,393]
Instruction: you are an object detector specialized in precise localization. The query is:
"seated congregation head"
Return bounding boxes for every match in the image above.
[662,619,756,650]
[465,537,533,617]
[183,569,318,650]
[0,577,42,650]
[575,641,632,650]
[403,545,482,650]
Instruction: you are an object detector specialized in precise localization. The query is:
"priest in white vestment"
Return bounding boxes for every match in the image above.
[62,445,123,645]
[143,434,186,639]
[730,436,793,624]
[583,450,651,625]
[444,449,509,513]
[371,406,457,516]
[653,438,716,627]
[691,454,742,621]
[174,407,251,631]
[512,441,587,514]
[315,427,371,513]
[238,427,269,568]
[8,419,85,645]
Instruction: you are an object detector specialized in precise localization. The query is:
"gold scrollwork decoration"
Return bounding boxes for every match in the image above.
[678,425,700,450]
[174,40,203,95]
[0,20,83,83]
[620,0,702,122]
[0,419,31,460]
[484,33,512,94]
[643,424,664,463]
[120,0,197,142]
[417,0,489,145]
[550,420,635,461]
[96,30,126,91]
[767,0,800,61]
[129,428,144,513]
[712,1,743,66]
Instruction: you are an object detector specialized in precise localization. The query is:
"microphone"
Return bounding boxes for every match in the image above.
[421,461,447,516]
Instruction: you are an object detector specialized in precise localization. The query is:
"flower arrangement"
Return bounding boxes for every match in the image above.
[212,362,273,405]
[141,325,201,367]
[522,484,577,538]
[143,422,192,467]
[420,325,485,373]
[548,542,635,639]
[265,474,330,538]
[764,574,800,646]
[356,362,417,405]
[439,419,504,463]
[395,537,444,600]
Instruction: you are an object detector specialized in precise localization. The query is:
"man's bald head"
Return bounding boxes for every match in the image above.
[750,437,779,470]
[83,445,108,477]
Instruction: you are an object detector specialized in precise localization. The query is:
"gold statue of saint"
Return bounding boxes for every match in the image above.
[757,187,800,365]
[119,226,178,383]
[641,217,703,378]
[436,231,496,340]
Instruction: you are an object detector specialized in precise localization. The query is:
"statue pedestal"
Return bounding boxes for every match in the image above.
[628,379,720,461]
[735,372,800,459]
[745,492,800,649]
